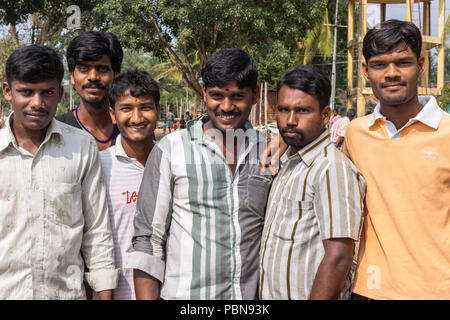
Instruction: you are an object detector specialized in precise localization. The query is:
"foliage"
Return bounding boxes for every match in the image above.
[94,0,324,97]
[438,86,450,111]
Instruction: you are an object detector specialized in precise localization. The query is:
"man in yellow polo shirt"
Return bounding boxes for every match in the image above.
[344,20,450,299]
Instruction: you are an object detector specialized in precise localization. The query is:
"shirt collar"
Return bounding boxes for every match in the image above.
[187,113,260,146]
[113,134,128,158]
[280,129,331,167]
[0,112,63,153]
[368,95,443,129]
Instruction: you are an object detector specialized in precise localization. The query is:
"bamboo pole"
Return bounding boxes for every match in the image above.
[259,82,263,127]
[347,0,355,110]
[264,82,268,131]
[330,0,340,111]
[356,0,367,117]
[437,0,445,91]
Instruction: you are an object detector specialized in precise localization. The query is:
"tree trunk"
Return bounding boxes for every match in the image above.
[9,24,19,46]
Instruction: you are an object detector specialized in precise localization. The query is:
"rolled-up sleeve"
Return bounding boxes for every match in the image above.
[81,139,119,292]
[314,161,365,241]
[125,142,173,283]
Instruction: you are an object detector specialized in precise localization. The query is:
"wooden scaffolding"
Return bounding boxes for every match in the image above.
[347,0,447,116]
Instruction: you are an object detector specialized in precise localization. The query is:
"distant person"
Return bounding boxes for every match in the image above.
[335,108,356,150]
[127,48,271,300]
[330,107,341,125]
[0,44,118,299]
[344,20,450,300]
[162,120,167,134]
[185,111,192,121]
[329,106,343,144]
[57,31,123,151]
[100,69,160,300]
[259,66,365,300]
[166,110,174,132]
[179,114,186,129]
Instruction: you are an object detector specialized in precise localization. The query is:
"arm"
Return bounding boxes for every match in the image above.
[335,136,344,149]
[97,290,113,300]
[312,161,365,299]
[81,139,119,296]
[134,269,160,300]
[260,134,288,176]
[124,143,173,300]
[309,238,354,300]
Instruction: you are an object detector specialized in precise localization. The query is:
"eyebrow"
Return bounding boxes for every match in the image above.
[118,101,154,106]
[369,56,416,64]
[277,104,312,109]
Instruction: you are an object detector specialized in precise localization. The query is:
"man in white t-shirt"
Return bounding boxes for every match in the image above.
[99,68,160,299]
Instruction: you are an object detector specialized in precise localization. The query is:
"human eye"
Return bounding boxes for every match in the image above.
[397,61,413,67]
[208,91,223,100]
[17,89,32,96]
[277,105,289,113]
[98,65,110,73]
[77,65,89,73]
[370,62,385,69]
[141,104,154,111]
[297,108,310,113]
[43,89,56,97]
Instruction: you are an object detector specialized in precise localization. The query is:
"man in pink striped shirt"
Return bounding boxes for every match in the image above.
[99,68,160,299]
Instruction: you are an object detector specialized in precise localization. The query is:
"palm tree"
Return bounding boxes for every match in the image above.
[296,2,333,65]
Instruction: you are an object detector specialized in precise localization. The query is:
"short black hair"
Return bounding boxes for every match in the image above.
[363,19,422,62]
[67,31,123,74]
[109,68,160,108]
[201,48,258,90]
[346,108,356,118]
[277,65,331,110]
[6,44,64,85]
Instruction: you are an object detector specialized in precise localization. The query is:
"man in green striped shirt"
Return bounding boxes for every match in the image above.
[126,48,272,299]
[259,66,365,300]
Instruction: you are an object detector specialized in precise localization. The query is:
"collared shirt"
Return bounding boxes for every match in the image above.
[0,114,118,300]
[368,96,442,139]
[259,130,365,300]
[125,114,272,300]
[99,135,145,300]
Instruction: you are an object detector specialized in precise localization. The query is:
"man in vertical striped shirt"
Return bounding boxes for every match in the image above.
[99,69,161,299]
[259,66,365,300]
[126,48,272,300]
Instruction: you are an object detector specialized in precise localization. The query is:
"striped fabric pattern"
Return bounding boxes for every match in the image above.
[259,130,365,300]
[99,135,145,300]
[126,115,272,300]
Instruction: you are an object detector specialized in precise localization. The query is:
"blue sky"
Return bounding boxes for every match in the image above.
[367,0,449,39]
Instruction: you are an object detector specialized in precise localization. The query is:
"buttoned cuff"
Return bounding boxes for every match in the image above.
[123,251,165,283]
[84,268,119,292]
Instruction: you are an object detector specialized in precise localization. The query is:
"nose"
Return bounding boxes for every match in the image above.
[385,63,400,80]
[130,108,144,124]
[287,110,297,127]
[87,67,100,81]
[220,97,235,113]
[30,93,44,108]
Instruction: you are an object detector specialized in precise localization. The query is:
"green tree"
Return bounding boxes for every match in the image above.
[95,0,324,98]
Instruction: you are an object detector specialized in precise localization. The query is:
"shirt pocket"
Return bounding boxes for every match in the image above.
[246,174,273,219]
[46,182,83,228]
[280,198,314,226]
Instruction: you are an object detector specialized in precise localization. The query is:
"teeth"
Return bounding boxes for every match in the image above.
[221,115,235,119]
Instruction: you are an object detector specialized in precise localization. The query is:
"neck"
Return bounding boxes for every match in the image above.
[77,99,112,128]
[11,117,48,155]
[379,96,423,130]
[120,136,154,166]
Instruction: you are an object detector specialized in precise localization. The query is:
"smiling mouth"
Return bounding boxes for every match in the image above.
[128,124,147,130]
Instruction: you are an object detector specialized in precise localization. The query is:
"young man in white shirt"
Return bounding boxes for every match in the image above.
[0,44,118,299]
[99,68,160,299]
